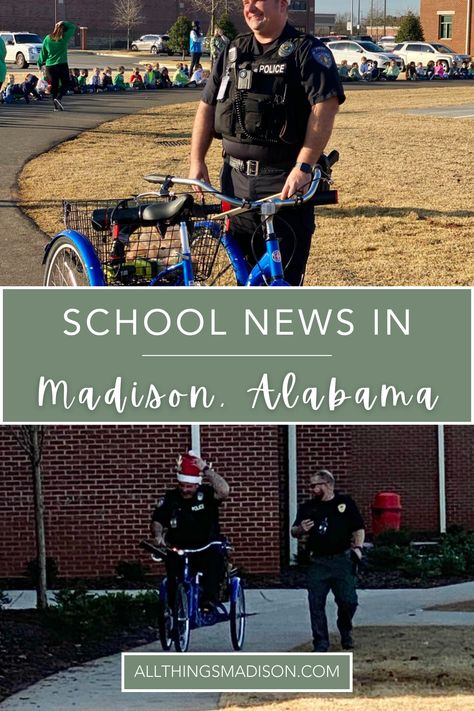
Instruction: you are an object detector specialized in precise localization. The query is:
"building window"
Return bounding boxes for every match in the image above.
[289,1,307,10]
[438,15,453,39]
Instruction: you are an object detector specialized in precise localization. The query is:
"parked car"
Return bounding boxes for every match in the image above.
[317,35,349,44]
[378,35,397,51]
[325,39,403,69]
[0,31,43,68]
[392,41,471,70]
[130,34,171,54]
[349,35,373,42]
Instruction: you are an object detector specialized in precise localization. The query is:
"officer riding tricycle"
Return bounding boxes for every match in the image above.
[140,539,246,653]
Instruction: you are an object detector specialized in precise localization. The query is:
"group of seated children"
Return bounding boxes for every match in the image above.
[1,62,212,104]
[1,73,42,103]
[171,62,208,87]
[338,55,474,82]
[73,63,209,92]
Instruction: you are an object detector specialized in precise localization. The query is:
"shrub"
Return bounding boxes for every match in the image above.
[115,559,149,584]
[396,12,425,42]
[46,588,161,641]
[367,545,406,571]
[374,528,413,548]
[438,549,467,577]
[25,557,59,587]
[443,525,472,545]
[398,554,441,579]
[168,15,192,57]
[217,13,237,41]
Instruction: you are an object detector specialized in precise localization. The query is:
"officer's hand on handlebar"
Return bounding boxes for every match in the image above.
[152,535,166,548]
[188,160,211,193]
[280,166,312,200]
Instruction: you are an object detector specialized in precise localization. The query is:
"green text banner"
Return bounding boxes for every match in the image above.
[2,287,471,422]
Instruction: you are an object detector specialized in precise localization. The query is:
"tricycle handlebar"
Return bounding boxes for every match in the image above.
[140,539,228,558]
[143,170,323,210]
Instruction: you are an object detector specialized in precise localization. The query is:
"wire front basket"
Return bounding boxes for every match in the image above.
[63,195,224,286]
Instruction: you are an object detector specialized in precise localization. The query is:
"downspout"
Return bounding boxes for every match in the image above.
[438,424,446,534]
[288,425,298,564]
[191,425,201,455]
[466,0,473,55]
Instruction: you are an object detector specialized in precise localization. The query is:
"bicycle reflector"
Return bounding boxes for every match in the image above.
[221,201,232,213]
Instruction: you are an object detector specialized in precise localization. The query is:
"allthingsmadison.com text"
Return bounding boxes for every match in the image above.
[133,662,340,680]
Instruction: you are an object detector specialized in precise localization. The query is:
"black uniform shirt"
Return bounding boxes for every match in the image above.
[152,484,221,548]
[293,492,364,556]
[201,23,345,162]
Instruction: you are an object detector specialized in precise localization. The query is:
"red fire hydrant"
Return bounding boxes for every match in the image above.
[371,492,402,536]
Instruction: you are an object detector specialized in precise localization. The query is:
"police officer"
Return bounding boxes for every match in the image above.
[151,450,229,607]
[189,0,345,285]
[291,469,365,652]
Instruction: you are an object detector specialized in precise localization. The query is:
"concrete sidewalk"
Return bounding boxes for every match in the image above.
[2,583,474,710]
[0,90,200,287]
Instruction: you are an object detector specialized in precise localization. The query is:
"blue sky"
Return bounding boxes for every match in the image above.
[315,0,420,19]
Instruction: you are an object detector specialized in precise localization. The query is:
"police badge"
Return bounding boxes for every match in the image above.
[278,40,295,58]
[311,46,334,68]
[338,503,347,513]
[197,492,204,502]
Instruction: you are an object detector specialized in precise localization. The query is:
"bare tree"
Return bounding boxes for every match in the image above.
[13,427,48,610]
[112,0,144,50]
[187,0,240,36]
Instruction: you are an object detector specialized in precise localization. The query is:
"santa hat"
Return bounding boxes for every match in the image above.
[176,450,202,484]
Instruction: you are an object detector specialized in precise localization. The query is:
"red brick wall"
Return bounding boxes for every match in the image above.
[296,426,352,505]
[421,0,474,55]
[200,426,284,574]
[1,425,473,581]
[0,425,285,579]
[349,426,440,533]
[444,426,474,529]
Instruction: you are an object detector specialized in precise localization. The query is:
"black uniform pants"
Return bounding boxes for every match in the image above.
[307,551,358,651]
[45,62,70,101]
[165,547,225,607]
[221,162,315,286]
[190,52,202,76]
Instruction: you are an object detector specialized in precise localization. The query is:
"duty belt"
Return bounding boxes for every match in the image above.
[225,155,290,177]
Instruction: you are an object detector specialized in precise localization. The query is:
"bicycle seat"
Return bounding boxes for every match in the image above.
[141,193,194,223]
[91,194,194,231]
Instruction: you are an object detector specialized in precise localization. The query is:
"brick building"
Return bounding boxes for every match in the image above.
[420,0,473,55]
[0,1,314,49]
[1,425,473,581]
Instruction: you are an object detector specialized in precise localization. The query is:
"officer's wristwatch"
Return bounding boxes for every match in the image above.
[294,162,315,174]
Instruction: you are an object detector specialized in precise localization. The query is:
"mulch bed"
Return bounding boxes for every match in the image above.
[0,608,157,702]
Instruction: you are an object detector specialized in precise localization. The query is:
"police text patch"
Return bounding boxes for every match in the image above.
[256,63,286,74]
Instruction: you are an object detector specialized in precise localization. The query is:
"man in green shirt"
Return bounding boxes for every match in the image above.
[38,20,76,110]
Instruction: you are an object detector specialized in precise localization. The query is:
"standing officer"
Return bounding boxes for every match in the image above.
[291,469,365,652]
[189,0,345,285]
[151,451,229,608]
